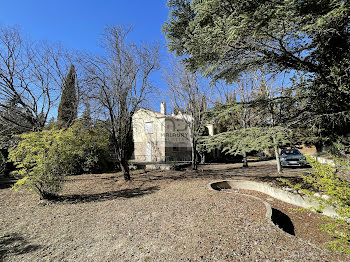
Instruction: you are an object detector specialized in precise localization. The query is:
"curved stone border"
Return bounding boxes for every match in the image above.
[237,192,273,225]
[312,156,335,166]
[208,180,338,219]
[208,182,291,235]
[211,187,274,224]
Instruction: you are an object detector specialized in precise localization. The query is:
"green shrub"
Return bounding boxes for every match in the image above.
[70,120,110,174]
[9,129,80,199]
[8,121,110,199]
[279,156,350,253]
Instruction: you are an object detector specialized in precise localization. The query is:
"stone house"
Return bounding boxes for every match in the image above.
[130,102,194,163]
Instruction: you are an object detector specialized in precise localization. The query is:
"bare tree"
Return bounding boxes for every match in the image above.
[0,25,71,133]
[232,73,262,167]
[165,60,209,170]
[233,72,296,172]
[205,71,301,173]
[210,72,271,168]
[252,73,301,173]
[81,25,159,181]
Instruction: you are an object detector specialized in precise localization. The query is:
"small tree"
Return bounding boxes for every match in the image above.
[9,120,110,199]
[205,71,313,172]
[58,64,78,127]
[70,120,110,174]
[204,126,291,170]
[165,61,209,170]
[9,129,80,199]
[205,73,263,168]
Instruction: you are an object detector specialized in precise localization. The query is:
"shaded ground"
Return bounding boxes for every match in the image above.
[0,176,17,190]
[0,160,348,261]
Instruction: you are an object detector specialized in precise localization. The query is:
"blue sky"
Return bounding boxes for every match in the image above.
[1,1,169,50]
[1,0,171,112]
[1,1,292,116]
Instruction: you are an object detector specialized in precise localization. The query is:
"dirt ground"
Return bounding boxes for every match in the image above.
[1,160,349,261]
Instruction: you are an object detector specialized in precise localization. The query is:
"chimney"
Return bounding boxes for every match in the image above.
[160,102,167,115]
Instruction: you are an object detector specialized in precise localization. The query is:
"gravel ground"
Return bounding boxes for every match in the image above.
[237,189,337,246]
[0,161,348,261]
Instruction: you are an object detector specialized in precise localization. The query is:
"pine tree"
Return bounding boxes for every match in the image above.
[57,64,77,127]
[163,0,350,149]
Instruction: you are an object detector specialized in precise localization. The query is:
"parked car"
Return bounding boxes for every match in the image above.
[280,149,308,167]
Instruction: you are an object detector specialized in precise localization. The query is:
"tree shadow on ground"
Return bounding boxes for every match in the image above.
[0,233,41,260]
[0,176,17,190]
[133,164,310,184]
[254,175,305,184]
[54,186,160,204]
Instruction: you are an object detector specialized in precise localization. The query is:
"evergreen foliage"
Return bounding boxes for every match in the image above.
[164,0,349,83]
[9,129,79,199]
[163,0,350,146]
[0,99,37,135]
[70,120,111,174]
[57,64,78,127]
[203,126,291,156]
[204,102,242,133]
[202,94,301,170]
[0,100,35,176]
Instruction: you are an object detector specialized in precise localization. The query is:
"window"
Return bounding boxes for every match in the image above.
[145,122,153,134]
[173,146,179,152]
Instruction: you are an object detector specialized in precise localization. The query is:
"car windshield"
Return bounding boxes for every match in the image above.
[281,149,301,155]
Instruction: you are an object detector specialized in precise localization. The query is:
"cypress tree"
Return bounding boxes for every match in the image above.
[58,64,77,127]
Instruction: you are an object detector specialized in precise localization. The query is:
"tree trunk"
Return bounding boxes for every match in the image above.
[274,145,282,174]
[242,151,248,168]
[315,141,323,154]
[120,158,131,181]
[200,152,206,164]
[192,138,197,170]
[39,189,59,201]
